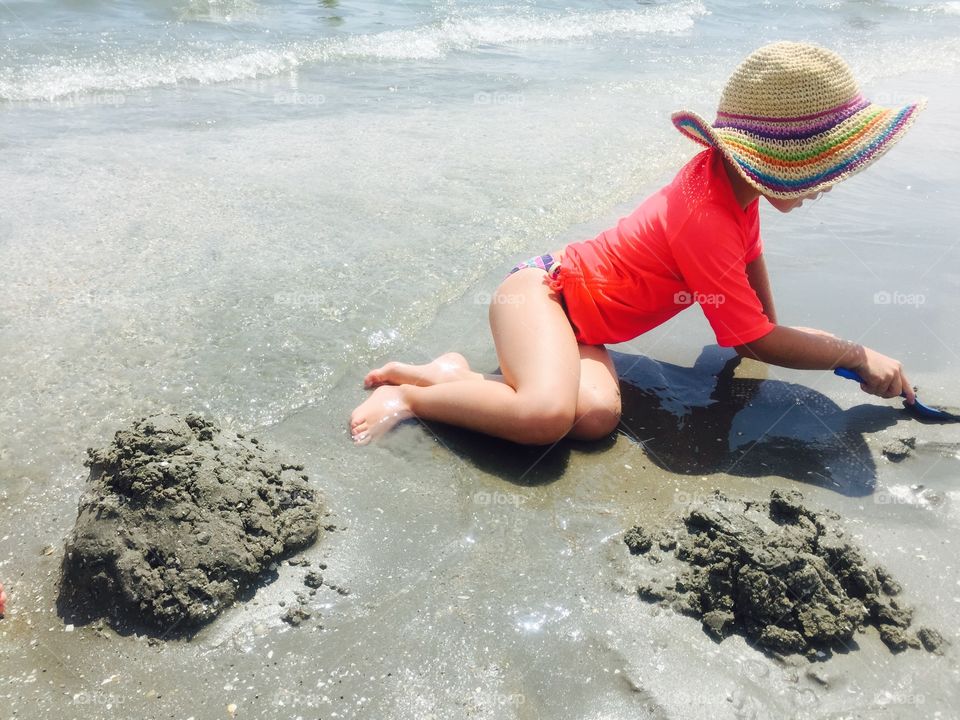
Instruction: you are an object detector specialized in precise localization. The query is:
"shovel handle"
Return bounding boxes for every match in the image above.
[833,367,865,384]
[834,367,909,400]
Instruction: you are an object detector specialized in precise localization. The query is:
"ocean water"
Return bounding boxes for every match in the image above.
[2,0,959,461]
[2,1,960,718]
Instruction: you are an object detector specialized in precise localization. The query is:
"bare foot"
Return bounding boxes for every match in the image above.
[350,385,414,445]
[364,352,473,389]
[0,581,6,618]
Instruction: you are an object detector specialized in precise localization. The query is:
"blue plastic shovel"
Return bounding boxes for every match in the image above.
[834,367,959,422]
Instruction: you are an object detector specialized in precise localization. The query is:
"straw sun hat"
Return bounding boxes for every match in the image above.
[672,41,926,199]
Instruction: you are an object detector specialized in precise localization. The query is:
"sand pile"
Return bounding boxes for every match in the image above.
[59,413,323,634]
[625,489,944,659]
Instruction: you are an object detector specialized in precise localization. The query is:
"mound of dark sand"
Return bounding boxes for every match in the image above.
[882,436,916,462]
[625,489,945,659]
[59,413,323,634]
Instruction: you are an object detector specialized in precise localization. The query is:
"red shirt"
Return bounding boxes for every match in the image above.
[551,148,775,347]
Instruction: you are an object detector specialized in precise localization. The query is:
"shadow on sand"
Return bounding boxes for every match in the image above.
[424,345,899,496]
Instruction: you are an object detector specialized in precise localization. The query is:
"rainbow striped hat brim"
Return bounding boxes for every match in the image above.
[671,42,926,200]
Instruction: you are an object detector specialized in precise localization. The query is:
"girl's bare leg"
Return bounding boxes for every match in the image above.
[349,269,583,445]
[362,345,621,441]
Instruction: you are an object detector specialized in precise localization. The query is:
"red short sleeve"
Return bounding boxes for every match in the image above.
[670,205,775,347]
[743,200,763,264]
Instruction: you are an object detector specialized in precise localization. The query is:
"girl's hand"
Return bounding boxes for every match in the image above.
[852,348,916,404]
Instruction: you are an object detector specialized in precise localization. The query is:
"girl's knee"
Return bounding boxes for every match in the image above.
[570,389,621,441]
[570,406,621,441]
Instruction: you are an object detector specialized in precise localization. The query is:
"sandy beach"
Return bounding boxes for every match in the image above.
[2,1,959,718]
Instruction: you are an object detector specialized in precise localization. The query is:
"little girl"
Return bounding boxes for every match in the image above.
[350,41,924,446]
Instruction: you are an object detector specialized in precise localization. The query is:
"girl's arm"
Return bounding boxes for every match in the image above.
[735,326,916,403]
[739,253,913,402]
[745,254,777,324]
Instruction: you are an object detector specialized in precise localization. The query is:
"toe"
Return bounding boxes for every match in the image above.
[348,386,410,445]
[349,408,367,429]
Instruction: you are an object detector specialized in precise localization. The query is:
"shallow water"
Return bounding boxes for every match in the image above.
[1,1,959,718]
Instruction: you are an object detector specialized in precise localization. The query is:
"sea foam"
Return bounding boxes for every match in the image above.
[0,3,706,102]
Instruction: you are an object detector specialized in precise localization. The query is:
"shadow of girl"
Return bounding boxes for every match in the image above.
[421,345,897,495]
[613,346,898,497]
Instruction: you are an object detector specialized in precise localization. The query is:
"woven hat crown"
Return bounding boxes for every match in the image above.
[719,41,859,120]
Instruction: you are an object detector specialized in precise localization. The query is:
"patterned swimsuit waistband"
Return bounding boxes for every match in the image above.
[507,253,561,277]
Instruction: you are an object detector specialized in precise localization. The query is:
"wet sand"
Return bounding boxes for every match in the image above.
[2,344,958,718]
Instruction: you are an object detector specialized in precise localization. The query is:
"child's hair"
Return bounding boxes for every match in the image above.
[670,41,925,199]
